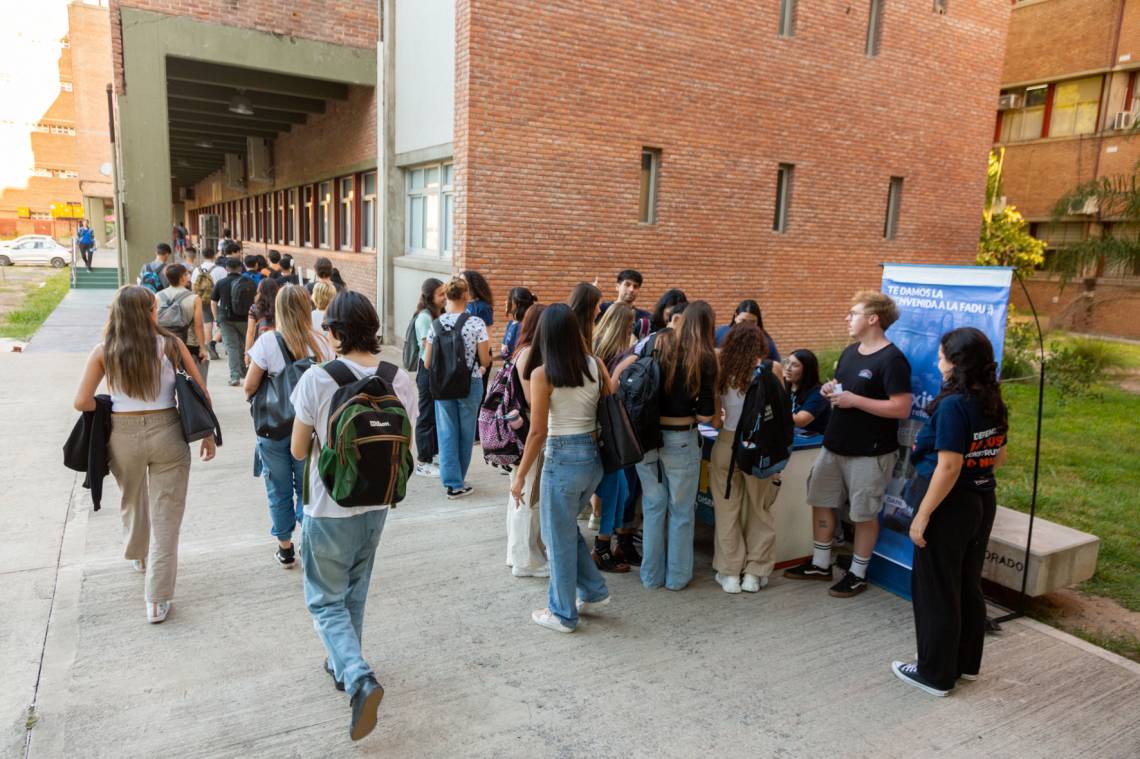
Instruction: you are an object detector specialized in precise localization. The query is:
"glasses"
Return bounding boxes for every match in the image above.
[846,310,866,320]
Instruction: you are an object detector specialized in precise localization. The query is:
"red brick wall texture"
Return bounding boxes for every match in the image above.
[1002,0,1123,85]
[454,0,1012,351]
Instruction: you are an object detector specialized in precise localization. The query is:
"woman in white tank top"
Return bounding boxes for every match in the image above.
[510,304,618,633]
[74,285,216,624]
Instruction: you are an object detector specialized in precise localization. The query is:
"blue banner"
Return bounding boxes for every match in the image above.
[869,264,1013,598]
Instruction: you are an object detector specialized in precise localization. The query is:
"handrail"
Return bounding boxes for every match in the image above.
[71,238,77,288]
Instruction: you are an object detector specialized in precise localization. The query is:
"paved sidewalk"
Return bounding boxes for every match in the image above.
[3,290,1139,758]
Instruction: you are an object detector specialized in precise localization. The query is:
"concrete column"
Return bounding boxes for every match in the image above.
[81,196,109,246]
[379,0,401,343]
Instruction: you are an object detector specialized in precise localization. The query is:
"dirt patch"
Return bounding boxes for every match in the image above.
[1033,588,1140,640]
[0,266,58,318]
[1118,370,1140,394]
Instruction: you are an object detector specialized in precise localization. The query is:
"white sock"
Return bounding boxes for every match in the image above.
[851,553,871,579]
[812,542,832,570]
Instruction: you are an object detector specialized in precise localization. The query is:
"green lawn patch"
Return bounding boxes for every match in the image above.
[0,269,71,340]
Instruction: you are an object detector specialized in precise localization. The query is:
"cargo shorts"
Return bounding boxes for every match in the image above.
[806,447,898,523]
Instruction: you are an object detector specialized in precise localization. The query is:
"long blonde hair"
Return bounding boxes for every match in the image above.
[593,301,634,366]
[103,285,179,399]
[276,284,328,359]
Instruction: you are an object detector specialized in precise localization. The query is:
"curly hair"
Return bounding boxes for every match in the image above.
[716,323,769,395]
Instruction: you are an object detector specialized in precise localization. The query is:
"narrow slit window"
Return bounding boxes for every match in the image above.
[774,163,794,233]
[639,148,661,224]
[778,0,797,37]
[866,0,884,58]
[884,176,904,240]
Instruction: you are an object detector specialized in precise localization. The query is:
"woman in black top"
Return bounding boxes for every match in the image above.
[649,288,688,333]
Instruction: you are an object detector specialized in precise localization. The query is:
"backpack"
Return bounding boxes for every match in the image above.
[306,360,414,508]
[429,313,472,400]
[139,262,164,293]
[156,289,193,342]
[229,273,257,322]
[617,332,664,453]
[402,313,421,371]
[725,360,795,498]
[192,266,216,305]
[249,334,314,439]
[478,360,530,467]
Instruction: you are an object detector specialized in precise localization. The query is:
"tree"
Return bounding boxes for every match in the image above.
[977,149,1045,278]
[1050,172,1140,282]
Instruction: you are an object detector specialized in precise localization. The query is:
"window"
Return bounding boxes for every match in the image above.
[362,172,377,251]
[639,148,661,224]
[1050,77,1102,137]
[303,186,313,246]
[286,188,297,245]
[1001,85,1047,142]
[884,176,904,240]
[318,181,331,248]
[60,81,73,92]
[442,164,455,256]
[778,0,797,37]
[30,123,49,133]
[405,163,450,257]
[30,168,51,178]
[774,164,794,232]
[49,125,76,135]
[50,169,78,178]
[338,176,354,251]
[933,0,948,14]
[866,0,884,57]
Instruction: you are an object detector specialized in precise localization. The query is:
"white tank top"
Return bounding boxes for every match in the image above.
[110,338,177,412]
[547,360,600,436]
[722,386,747,432]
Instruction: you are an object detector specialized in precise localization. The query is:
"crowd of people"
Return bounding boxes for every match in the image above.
[70,247,1009,740]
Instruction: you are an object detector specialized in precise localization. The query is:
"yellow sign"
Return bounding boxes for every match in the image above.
[17,207,30,218]
[50,203,84,219]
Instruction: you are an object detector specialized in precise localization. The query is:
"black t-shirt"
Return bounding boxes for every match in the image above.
[823,342,912,457]
[211,273,244,323]
[912,394,1006,492]
[274,271,300,285]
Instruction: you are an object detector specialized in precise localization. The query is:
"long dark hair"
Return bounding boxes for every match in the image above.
[417,277,444,318]
[657,300,716,396]
[733,299,764,332]
[513,303,546,359]
[568,281,602,348]
[651,288,688,331]
[717,324,768,395]
[506,286,537,321]
[254,277,279,322]
[787,348,822,407]
[929,327,1007,431]
[462,270,494,308]
[523,303,592,388]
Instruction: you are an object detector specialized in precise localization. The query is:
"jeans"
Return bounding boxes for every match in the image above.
[434,375,483,490]
[256,435,304,542]
[635,428,701,590]
[301,509,389,697]
[595,468,629,536]
[415,360,438,463]
[218,320,245,382]
[79,243,94,269]
[541,433,608,628]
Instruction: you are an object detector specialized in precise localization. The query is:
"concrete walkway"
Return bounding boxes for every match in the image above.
[3,289,1139,758]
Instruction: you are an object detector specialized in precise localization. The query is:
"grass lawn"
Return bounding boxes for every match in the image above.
[0,269,71,340]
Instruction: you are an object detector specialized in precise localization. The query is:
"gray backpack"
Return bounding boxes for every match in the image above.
[157,289,193,342]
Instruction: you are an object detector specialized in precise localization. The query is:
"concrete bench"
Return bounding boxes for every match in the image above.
[983,506,1099,596]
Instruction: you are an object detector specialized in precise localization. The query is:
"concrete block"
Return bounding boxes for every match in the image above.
[983,506,1099,596]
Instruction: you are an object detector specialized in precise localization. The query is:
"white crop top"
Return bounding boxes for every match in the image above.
[722,387,747,432]
[110,338,177,412]
[547,360,600,437]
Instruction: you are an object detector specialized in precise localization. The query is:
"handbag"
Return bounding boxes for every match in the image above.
[250,333,313,439]
[173,348,223,444]
[596,361,643,473]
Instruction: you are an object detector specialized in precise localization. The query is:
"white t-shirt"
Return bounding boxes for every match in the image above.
[311,309,325,333]
[290,357,417,519]
[191,262,226,288]
[427,312,489,379]
[722,387,747,432]
[248,330,333,375]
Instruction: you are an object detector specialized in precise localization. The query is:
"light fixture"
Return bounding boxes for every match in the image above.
[194,139,213,149]
[228,89,254,116]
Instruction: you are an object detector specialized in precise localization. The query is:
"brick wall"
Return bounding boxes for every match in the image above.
[227,241,376,303]
[454,0,1010,352]
[1012,276,1140,337]
[70,3,114,190]
[1002,0,1121,84]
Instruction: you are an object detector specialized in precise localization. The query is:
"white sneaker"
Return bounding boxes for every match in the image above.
[512,564,550,578]
[132,559,146,573]
[414,462,439,477]
[587,514,600,531]
[146,600,171,624]
[576,596,611,615]
[531,608,574,633]
[716,572,742,594]
[741,573,768,592]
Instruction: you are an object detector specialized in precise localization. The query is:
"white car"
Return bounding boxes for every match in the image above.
[0,235,71,268]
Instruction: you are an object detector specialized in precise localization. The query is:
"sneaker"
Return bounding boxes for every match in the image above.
[959,673,979,682]
[741,573,768,593]
[716,572,742,594]
[349,675,385,741]
[891,661,950,697]
[324,659,345,692]
[587,514,600,531]
[576,596,611,615]
[829,571,869,598]
[446,485,473,499]
[414,462,439,477]
[146,600,171,624]
[511,564,550,578]
[592,541,630,574]
[227,378,240,387]
[531,608,574,633]
[276,544,296,569]
[615,533,642,566]
[782,560,833,581]
[207,344,220,360]
[132,559,146,573]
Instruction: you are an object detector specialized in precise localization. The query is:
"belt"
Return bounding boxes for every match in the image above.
[660,423,698,431]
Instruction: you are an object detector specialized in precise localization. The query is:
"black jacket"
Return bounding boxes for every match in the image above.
[63,395,112,511]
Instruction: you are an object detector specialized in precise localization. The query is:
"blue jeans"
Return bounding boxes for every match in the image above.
[301,509,389,697]
[595,468,629,536]
[434,375,483,490]
[255,435,304,542]
[635,428,701,590]
[218,320,245,382]
[541,433,608,628]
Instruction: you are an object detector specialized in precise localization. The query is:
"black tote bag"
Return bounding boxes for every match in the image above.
[250,334,313,439]
[174,351,222,444]
[596,371,643,473]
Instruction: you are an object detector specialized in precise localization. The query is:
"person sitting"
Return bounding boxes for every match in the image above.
[784,348,830,437]
[715,299,780,361]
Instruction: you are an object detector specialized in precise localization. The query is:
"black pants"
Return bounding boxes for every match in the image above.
[911,484,997,690]
[414,359,438,463]
[79,244,94,269]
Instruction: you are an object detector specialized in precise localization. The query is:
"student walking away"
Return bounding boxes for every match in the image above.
[245,276,280,359]
[510,304,614,632]
[288,292,416,741]
[311,281,337,333]
[410,278,445,476]
[77,220,96,271]
[423,277,491,498]
[461,270,495,327]
[568,281,602,348]
[305,257,347,295]
[648,288,688,335]
[244,285,334,568]
[714,300,781,361]
[138,243,171,293]
[783,291,912,598]
[72,285,217,623]
[217,228,233,256]
[157,264,209,381]
[597,269,652,340]
[276,255,300,285]
[505,304,548,577]
[784,349,830,437]
[267,249,283,276]
[192,247,226,360]
[501,287,536,360]
[211,251,251,386]
[709,325,785,594]
[892,328,1007,697]
[172,221,186,254]
[631,301,718,591]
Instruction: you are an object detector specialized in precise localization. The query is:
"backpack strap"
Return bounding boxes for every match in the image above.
[375,360,399,385]
[322,359,357,387]
[274,332,295,364]
[454,312,471,332]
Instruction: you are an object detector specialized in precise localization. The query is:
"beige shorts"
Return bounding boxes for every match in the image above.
[806,448,898,523]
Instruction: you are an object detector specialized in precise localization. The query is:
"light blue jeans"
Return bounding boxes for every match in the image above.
[255,435,304,542]
[635,428,701,590]
[595,468,629,536]
[301,509,389,697]
[541,433,609,628]
[435,375,483,491]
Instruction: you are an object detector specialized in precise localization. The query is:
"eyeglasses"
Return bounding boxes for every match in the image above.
[846,310,866,319]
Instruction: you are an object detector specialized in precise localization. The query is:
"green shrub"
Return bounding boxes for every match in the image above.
[1002,319,1037,380]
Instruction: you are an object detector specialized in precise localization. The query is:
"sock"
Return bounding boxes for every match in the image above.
[851,553,871,579]
[812,542,832,570]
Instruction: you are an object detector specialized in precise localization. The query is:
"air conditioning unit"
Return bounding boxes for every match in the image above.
[224,153,244,190]
[247,137,273,182]
[997,93,1023,111]
[1113,111,1134,130]
[1070,197,1100,216]
[178,186,195,202]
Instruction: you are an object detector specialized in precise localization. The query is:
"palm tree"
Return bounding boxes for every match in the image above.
[1050,171,1140,282]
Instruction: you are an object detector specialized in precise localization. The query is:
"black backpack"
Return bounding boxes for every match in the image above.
[725,360,794,497]
[618,332,663,452]
[402,313,421,371]
[429,313,472,400]
[249,334,315,439]
[228,273,257,322]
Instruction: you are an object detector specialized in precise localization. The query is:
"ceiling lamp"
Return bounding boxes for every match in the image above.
[228,90,254,116]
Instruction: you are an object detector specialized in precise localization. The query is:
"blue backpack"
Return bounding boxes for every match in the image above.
[138,263,164,293]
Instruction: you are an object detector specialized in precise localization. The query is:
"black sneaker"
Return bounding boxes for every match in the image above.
[592,539,630,573]
[615,533,642,566]
[207,344,220,360]
[829,571,868,598]
[835,553,852,572]
[446,485,473,500]
[275,544,296,569]
[892,661,950,697]
[324,659,345,691]
[782,560,833,581]
[349,675,385,741]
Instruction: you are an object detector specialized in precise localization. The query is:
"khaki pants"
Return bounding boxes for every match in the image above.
[708,429,779,578]
[108,410,191,602]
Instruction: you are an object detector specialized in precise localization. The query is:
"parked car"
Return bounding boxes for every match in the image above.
[0,235,70,268]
